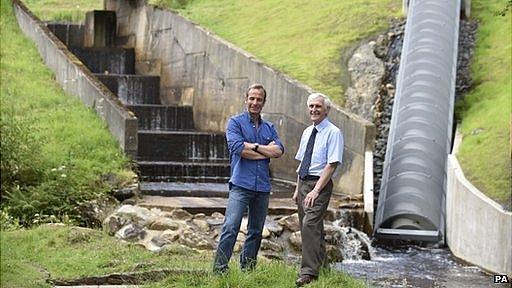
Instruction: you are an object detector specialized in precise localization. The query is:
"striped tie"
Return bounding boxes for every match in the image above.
[298,127,318,179]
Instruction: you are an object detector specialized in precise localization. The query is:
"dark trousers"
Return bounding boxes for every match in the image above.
[297,178,333,277]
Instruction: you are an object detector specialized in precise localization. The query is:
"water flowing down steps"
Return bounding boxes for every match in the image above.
[47,10,329,216]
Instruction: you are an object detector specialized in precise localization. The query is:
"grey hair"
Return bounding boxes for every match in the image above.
[307,93,331,109]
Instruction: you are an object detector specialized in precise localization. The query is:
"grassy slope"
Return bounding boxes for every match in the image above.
[1,225,364,288]
[456,0,511,209]
[0,225,208,288]
[23,0,102,22]
[155,0,401,104]
[1,0,130,221]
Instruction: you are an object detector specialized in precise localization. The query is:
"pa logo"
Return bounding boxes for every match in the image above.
[493,274,509,284]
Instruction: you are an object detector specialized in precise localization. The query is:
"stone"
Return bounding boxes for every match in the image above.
[77,196,119,227]
[326,244,343,262]
[192,218,210,232]
[179,229,214,250]
[149,217,180,231]
[261,239,282,252]
[262,227,271,239]
[169,209,193,221]
[206,218,224,226]
[103,214,128,235]
[115,223,146,242]
[160,229,181,243]
[239,217,248,234]
[116,205,156,226]
[278,214,300,232]
[211,212,224,218]
[289,231,302,250]
[193,213,206,220]
[265,219,284,236]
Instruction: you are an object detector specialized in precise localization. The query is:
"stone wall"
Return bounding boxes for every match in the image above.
[446,154,512,276]
[105,0,375,195]
[13,0,138,156]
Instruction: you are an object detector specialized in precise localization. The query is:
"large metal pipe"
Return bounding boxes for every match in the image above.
[374,0,461,244]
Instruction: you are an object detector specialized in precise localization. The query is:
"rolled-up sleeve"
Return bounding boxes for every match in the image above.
[226,118,245,156]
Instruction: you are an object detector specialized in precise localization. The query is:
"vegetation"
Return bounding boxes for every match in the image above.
[456,0,511,209]
[23,0,102,22]
[1,0,132,225]
[151,0,402,104]
[1,225,365,288]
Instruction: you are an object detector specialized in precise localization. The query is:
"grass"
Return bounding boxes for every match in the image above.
[1,0,132,224]
[1,225,365,288]
[456,0,511,209]
[151,0,402,104]
[23,0,103,22]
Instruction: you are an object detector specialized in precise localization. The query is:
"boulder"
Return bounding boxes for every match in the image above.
[278,213,300,232]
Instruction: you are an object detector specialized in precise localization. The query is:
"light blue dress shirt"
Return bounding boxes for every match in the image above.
[295,118,344,176]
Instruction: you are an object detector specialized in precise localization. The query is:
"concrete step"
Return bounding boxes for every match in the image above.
[95,74,160,105]
[127,104,194,131]
[46,22,84,47]
[137,130,229,162]
[138,195,300,215]
[137,161,230,183]
[139,179,295,198]
[70,47,135,74]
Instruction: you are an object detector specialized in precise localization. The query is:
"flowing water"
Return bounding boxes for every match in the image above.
[335,239,504,287]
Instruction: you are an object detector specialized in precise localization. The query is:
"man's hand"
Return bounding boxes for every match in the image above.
[303,189,319,208]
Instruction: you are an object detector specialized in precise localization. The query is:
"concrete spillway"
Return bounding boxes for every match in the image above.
[374,0,461,243]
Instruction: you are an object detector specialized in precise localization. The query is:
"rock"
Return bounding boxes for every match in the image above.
[211,212,224,218]
[160,229,181,243]
[113,184,138,202]
[262,227,271,239]
[278,214,300,232]
[326,244,344,262]
[116,205,156,226]
[206,218,224,226]
[265,219,284,236]
[192,218,210,232]
[169,209,193,221]
[261,239,282,252]
[77,196,119,227]
[193,213,206,220]
[149,217,181,231]
[115,223,146,242]
[289,231,302,250]
[103,214,128,236]
[239,217,248,234]
[179,229,214,250]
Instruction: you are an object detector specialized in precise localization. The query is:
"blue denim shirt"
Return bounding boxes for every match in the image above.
[226,111,284,193]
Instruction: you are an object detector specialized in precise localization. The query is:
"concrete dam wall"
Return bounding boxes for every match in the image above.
[104,0,375,196]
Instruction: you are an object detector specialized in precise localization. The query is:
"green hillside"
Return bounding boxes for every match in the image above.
[456,0,511,209]
[1,0,131,225]
[155,0,402,104]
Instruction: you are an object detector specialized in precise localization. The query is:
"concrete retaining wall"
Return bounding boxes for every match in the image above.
[12,0,138,156]
[447,154,512,275]
[105,0,375,196]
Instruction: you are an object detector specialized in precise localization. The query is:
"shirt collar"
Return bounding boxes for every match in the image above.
[243,110,262,124]
[313,118,329,132]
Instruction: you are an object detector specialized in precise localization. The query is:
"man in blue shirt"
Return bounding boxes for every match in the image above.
[213,83,284,274]
[293,92,344,286]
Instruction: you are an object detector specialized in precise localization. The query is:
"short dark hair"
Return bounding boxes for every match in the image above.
[245,83,267,100]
